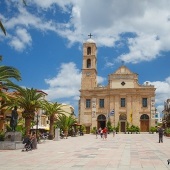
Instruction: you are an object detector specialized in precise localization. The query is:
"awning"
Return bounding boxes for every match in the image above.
[83,123,92,127]
[31,125,49,130]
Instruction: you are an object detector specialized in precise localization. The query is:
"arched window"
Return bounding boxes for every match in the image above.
[119,113,127,120]
[140,114,149,120]
[87,47,91,55]
[87,59,91,68]
[97,114,106,121]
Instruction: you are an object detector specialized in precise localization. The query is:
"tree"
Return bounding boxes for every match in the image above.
[0,21,6,36]
[0,56,21,119]
[1,85,45,135]
[0,0,27,36]
[56,114,77,138]
[41,100,65,139]
[0,56,21,83]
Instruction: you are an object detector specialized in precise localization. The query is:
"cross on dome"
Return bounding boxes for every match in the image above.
[88,33,93,38]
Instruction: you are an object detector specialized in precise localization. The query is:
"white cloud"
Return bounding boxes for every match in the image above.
[97,76,106,84]
[118,33,162,63]
[9,27,32,51]
[43,62,105,102]
[144,77,170,112]
[2,0,170,61]
[31,0,170,63]
[43,62,81,101]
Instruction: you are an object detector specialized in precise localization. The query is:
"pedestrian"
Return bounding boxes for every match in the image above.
[113,129,115,137]
[103,127,107,140]
[158,126,164,143]
[95,129,98,139]
[31,131,37,149]
[100,129,103,138]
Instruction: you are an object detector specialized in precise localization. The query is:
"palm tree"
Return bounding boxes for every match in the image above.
[0,0,26,36]
[0,56,21,125]
[41,100,65,139]
[0,56,21,84]
[1,85,45,135]
[56,114,77,138]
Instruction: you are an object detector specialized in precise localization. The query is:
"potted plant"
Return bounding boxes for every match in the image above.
[115,122,119,134]
[150,127,157,134]
[126,122,130,134]
[165,128,170,137]
[136,126,140,134]
[130,125,136,134]
[0,131,5,141]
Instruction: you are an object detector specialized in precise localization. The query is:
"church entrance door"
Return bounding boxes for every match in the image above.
[119,113,127,132]
[97,114,106,129]
[140,114,149,132]
[120,122,126,132]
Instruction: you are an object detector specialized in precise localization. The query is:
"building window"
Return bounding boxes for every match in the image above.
[121,98,126,107]
[87,47,91,55]
[86,99,91,108]
[142,98,147,107]
[87,59,91,68]
[99,99,104,108]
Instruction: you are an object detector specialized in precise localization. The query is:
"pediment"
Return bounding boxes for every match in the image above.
[114,65,134,74]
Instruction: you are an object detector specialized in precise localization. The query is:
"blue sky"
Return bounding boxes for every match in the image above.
[0,0,170,116]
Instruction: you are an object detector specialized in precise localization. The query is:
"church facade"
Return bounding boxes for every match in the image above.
[78,38,156,134]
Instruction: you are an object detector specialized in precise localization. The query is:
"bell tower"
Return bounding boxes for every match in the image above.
[81,34,97,90]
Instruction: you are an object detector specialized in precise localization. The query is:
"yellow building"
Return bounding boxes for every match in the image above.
[78,38,156,133]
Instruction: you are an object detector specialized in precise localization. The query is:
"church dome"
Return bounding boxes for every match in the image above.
[86,38,95,43]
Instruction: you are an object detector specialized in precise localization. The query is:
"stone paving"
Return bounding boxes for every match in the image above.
[0,133,170,170]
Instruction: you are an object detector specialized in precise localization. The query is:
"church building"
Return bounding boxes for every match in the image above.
[78,37,156,134]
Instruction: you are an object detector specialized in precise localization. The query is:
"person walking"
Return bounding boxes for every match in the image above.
[103,127,107,140]
[158,126,164,143]
[31,131,37,149]
[100,129,103,138]
[113,129,116,137]
[95,129,98,139]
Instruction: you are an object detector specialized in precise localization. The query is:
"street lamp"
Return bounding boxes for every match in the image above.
[155,108,157,125]
[35,111,39,138]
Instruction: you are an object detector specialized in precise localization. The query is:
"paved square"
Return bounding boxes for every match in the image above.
[0,133,170,170]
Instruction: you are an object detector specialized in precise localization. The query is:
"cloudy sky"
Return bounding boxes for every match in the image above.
[0,0,170,116]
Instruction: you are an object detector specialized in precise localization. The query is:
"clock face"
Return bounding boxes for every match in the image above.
[86,72,91,76]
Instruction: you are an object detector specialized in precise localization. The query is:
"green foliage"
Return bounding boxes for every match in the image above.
[6,123,12,132]
[0,131,5,141]
[107,120,113,132]
[126,122,129,130]
[80,125,86,133]
[150,126,157,133]
[165,128,170,134]
[55,114,76,132]
[136,126,140,132]
[115,122,120,132]
[0,20,6,35]
[16,125,26,137]
[90,127,96,134]
[128,125,140,133]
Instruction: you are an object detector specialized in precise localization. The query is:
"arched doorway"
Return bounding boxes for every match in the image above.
[97,114,106,129]
[119,113,127,132]
[140,114,149,132]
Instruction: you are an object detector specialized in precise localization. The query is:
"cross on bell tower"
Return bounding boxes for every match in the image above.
[88,33,93,38]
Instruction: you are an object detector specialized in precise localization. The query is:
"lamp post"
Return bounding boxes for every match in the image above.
[35,111,38,138]
[155,108,157,126]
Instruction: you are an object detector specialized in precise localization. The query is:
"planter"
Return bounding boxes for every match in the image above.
[166,134,170,137]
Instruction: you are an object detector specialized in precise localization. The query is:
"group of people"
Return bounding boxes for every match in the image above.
[96,127,108,140]
[23,131,37,150]
[95,126,164,143]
